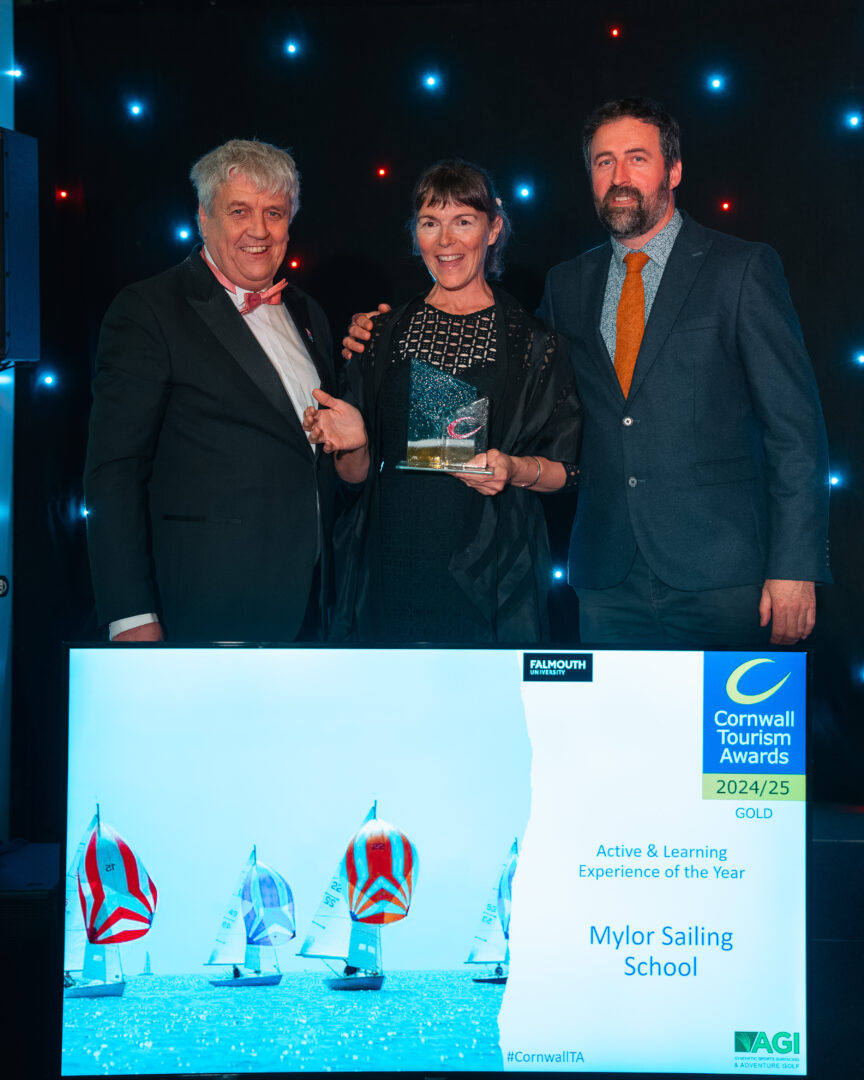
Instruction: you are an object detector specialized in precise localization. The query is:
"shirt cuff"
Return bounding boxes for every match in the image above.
[109,613,160,640]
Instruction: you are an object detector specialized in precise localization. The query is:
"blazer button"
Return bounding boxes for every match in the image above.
[627,476,638,488]
[622,416,634,427]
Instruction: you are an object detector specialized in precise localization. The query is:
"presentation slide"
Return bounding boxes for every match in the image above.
[63,647,805,1077]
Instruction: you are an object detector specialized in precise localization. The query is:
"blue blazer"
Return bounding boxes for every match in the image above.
[538,212,831,591]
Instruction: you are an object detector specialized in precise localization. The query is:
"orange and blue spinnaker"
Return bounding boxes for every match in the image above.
[344,808,418,925]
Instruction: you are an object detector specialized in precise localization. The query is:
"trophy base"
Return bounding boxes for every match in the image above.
[396,461,494,476]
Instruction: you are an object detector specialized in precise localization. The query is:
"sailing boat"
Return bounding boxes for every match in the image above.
[64,807,158,999]
[206,846,295,987]
[299,802,418,991]
[465,838,518,985]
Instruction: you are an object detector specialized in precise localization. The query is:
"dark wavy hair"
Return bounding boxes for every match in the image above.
[410,159,511,279]
[582,97,681,173]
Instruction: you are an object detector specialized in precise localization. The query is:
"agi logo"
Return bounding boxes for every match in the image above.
[734,1031,800,1055]
[725,658,790,705]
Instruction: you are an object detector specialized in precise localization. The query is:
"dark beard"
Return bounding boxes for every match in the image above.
[596,181,670,240]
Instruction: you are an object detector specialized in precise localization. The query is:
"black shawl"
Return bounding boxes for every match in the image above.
[331,286,582,643]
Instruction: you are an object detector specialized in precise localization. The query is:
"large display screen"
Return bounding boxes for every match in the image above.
[63,647,807,1076]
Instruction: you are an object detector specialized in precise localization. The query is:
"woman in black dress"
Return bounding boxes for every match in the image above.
[304,160,581,644]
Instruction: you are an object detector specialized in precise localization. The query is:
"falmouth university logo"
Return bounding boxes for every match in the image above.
[522,653,593,682]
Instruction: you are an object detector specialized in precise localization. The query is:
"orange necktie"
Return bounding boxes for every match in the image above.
[614,251,650,397]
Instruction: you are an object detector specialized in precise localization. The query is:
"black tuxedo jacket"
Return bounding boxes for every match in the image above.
[84,248,337,641]
[538,212,831,591]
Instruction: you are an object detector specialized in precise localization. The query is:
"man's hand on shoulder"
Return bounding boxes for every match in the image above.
[341,303,391,361]
[112,622,165,643]
[759,579,816,645]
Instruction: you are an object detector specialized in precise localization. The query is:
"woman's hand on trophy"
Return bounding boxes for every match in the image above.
[454,452,568,495]
[454,449,515,495]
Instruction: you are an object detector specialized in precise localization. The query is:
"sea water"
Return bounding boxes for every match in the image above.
[62,970,504,1075]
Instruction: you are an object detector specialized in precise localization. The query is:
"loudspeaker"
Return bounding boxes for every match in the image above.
[1,128,39,363]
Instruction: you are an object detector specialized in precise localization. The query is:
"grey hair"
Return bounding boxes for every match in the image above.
[190,138,301,219]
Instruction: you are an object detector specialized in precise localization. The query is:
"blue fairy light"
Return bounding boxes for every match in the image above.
[423,73,440,90]
[708,74,725,92]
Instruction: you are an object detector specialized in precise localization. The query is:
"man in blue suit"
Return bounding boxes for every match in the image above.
[538,97,831,646]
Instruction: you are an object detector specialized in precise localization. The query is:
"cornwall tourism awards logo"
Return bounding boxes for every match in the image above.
[702,652,806,801]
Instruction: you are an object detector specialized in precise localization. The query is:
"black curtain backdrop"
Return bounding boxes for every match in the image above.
[10,0,864,838]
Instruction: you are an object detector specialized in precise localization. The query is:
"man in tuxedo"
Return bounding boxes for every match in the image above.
[538,97,831,646]
[84,138,336,642]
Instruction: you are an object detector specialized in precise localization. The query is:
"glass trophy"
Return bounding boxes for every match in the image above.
[396,358,493,475]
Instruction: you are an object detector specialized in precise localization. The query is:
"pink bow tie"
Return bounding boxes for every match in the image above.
[238,280,288,316]
[200,249,287,316]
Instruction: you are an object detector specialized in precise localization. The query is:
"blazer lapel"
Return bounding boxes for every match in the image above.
[185,256,302,431]
[581,245,625,404]
[628,216,713,399]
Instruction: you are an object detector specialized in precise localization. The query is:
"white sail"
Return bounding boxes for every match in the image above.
[300,803,415,981]
[63,808,154,998]
[64,814,96,972]
[466,839,518,966]
[466,884,509,964]
[244,944,281,973]
[208,848,296,973]
[298,873,353,960]
[82,941,123,985]
[206,853,253,966]
[347,921,381,971]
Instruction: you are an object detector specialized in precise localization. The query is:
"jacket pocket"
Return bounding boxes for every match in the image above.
[693,456,756,485]
[671,316,721,333]
[161,514,242,525]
